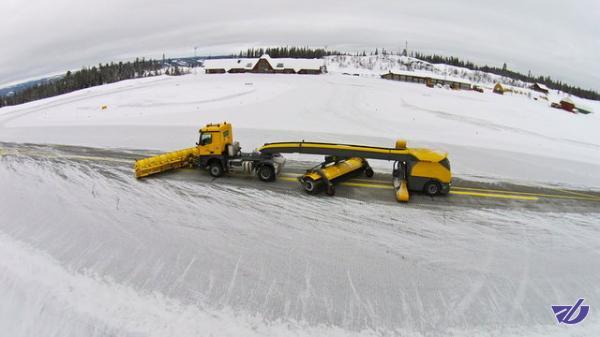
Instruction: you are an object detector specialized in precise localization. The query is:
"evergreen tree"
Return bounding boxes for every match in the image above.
[0,58,165,107]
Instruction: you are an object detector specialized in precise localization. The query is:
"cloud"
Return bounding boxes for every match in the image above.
[2,0,598,90]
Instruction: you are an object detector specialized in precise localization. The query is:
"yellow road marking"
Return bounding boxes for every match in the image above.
[4,149,598,202]
[283,172,600,201]
[453,186,600,202]
[282,177,538,200]
[281,172,390,184]
[280,176,392,189]
[556,188,600,200]
[279,177,299,181]
[281,173,600,201]
[449,190,538,201]
[340,181,393,189]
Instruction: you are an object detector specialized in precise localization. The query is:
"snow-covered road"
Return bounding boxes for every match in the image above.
[1,152,599,336]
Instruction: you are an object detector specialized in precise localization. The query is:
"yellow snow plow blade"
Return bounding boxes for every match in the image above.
[134,147,199,178]
[395,179,410,202]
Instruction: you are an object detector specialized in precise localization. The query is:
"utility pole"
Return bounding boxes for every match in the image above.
[194,46,198,57]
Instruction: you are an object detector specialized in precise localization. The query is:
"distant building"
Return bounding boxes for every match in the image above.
[560,97,575,112]
[493,83,512,95]
[381,71,471,90]
[203,55,325,75]
[530,83,550,94]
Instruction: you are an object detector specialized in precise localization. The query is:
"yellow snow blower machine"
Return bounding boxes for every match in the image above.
[259,140,451,202]
[299,156,372,196]
[135,122,285,181]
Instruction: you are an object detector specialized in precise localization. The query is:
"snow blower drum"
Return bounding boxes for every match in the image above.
[299,157,372,196]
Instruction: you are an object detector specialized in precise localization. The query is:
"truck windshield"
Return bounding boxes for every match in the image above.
[199,132,212,145]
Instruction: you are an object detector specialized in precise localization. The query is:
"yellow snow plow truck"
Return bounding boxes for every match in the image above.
[134,122,452,202]
[134,122,285,181]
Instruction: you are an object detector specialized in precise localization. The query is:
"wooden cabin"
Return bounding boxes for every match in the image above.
[203,55,325,75]
[381,71,471,90]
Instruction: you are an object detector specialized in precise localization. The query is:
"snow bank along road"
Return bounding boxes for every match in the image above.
[1,142,600,337]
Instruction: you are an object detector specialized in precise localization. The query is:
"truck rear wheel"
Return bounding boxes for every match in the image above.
[326,184,336,196]
[424,181,441,196]
[365,167,374,178]
[208,161,224,177]
[257,165,275,182]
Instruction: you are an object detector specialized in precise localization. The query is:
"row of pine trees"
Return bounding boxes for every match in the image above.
[0,58,185,108]
[237,47,338,59]
[1,47,598,108]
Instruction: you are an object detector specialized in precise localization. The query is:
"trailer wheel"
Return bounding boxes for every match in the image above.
[302,178,318,194]
[365,167,374,178]
[326,184,336,196]
[424,181,441,196]
[257,165,275,182]
[208,161,224,177]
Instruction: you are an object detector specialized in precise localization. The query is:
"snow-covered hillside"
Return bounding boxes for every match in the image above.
[326,54,521,86]
[325,54,595,106]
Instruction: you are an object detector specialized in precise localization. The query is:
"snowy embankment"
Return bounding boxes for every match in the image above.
[1,69,599,188]
[1,155,599,337]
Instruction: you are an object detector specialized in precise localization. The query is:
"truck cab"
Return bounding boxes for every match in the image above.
[196,122,233,155]
[193,122,284,180]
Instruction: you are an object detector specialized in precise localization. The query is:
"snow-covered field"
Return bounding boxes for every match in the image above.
[1,69,600,336]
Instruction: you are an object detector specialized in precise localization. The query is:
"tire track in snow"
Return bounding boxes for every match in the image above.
[0,232,392,337]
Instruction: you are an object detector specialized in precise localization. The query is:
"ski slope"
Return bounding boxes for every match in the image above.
[1,70,600,337]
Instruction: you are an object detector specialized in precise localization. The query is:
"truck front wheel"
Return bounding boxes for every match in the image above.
[208,161,224,177]
[257,165,275,182]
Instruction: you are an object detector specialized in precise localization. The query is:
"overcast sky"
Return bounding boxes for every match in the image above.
[2,0,599,90]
